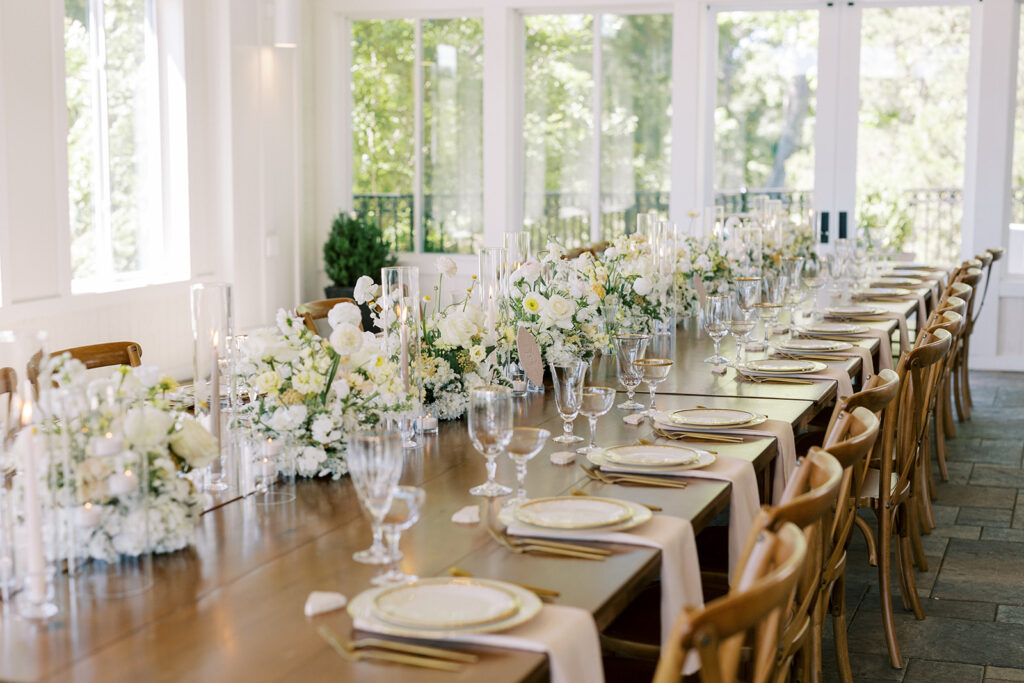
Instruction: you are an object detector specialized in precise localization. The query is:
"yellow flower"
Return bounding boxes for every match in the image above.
[279,389,304,405]
[157,375,179,392]
[524,296,540,313]
[592,284,606,298]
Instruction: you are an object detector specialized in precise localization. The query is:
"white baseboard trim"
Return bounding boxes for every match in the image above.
[968,355,1024,372]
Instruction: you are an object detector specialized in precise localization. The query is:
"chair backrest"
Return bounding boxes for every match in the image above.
[938,295,966,318]
[297,298,359,334]
[0,367,15,397]
[27,341,143,386]
[653,521,807,683]
[822,368,898,438]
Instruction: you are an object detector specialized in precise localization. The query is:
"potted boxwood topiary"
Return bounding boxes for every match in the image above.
[323,210,396,331]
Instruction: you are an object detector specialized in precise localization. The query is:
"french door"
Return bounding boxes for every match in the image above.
[707,0,976,263]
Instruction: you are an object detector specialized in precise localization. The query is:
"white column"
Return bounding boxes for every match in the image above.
[482,5,518,249]
[961,0,1019,362]
[672,0,704,218]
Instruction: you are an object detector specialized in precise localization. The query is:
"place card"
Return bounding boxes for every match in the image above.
[517,327,545,386]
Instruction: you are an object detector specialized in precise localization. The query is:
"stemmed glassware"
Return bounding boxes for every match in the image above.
[375,485,425,586]
[348,431,405,565]
[577,386,616,454]
[724,295,756,367]
[802,257,825,320]
[468,386,514,497]
[504,427,551,508]
[614,333,649,410]
[703,294,730,365]
[781,257,805,334]
[633,359,673,414]
[390,412,418,450]
[753,274,787,346]
[550,361,586,444]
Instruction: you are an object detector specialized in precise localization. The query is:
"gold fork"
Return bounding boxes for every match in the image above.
[651,427,742,443]
[486,526,608,560]
[580,463,689,489]
[736,371,813,385]
[570,487,662,512]
[317,625,465,672]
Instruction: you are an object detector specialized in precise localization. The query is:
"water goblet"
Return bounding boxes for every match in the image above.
[614,333,649,410]
[348,431,405,565]
[390,411,418,449]
[550,361,586,444]
[724,295,756,366]
[781,257,805,331]
[576,386,616,454]
[374,485,426,586]
[733,276,761,318]
[702,294,730,365]
[802,257,825,320]
[634,359,672,414]
[468,385,514,497]
[504,427,551,508]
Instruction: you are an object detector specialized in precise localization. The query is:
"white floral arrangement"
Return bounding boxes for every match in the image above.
[38,356,210,562]
[236,305,410,479]
[601,233,676,332]
[501,243,608,365]
[353,258,505,421]
[675,235,734,313]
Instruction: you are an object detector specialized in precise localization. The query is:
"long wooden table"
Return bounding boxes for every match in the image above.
[0,291,931,681]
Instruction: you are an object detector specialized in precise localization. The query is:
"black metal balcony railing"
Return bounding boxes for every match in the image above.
[354,187,1024,261]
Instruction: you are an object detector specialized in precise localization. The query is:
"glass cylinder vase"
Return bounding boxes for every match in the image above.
[382,266,422,449]
[190,283,234,493]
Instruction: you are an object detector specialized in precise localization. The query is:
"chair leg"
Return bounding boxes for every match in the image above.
[899,530,926,620]
[934,403,950,482]
[908,496,929,572]
[960,346,973,420]
[854,514,878,567]
[942,375,956,438]
[963,337,973,408]
[923,422,938,503]
[953,355,967,422]
[830,572,853,683]
[877,510,903,669]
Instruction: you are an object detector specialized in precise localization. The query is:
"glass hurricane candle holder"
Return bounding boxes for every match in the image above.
[477,248,506,332]
[382,266,423,448]
[191,283,234,493]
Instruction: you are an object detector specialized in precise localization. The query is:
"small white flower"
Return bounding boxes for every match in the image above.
[633,276,654,296]
[469,345,486,363]
[513,259,541,284]
[436,255,458,277]
[353,275,380,305]
[255,370,283,395]
[327,302,362,330]
[329,323,364,355]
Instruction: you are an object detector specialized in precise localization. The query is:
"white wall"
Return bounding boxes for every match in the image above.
[0,0,304,378]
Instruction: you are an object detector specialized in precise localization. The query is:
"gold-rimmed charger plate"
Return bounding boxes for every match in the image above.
[499,497,652,534]
[776,338,852,352]
[742,359,825,374]
[826,305,886,317]
[801,322,869,335]
[349,579,542,638]
[604,443,701,467]
[873,278,923,287]
[514,496,634,529]
[653,410,768,431]
[587,448,716,473]
[669,408,756,427]
[855,287,911,297]
[373,578,520,630]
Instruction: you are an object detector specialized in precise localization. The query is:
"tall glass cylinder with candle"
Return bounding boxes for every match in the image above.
[381,266,423,448]
[737,221,763,278]
[191,283,233,493]
[503,232,530,285]
[635,211,654,239]
[477,247,505,333]
[656,220,677,334]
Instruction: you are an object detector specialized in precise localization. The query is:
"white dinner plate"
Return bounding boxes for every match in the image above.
[826,305,885,317]
[373,579,520,629]
[776,338,852,352]
[514,496,634,529]
[855,288,911,297]
[669,408,756,427]
[872,278,922,287]
[499,497,652,533]
[653,410,768,431]
[587,448,716,474]
[742,359,825,374]
[349,579,542,638]
[604,444,701,467]
[887,269,930,278]
[801,322,869,335]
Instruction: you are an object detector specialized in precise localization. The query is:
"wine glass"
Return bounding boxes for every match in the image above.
[724,295,756,367]
[504,427,551,507]
[375,485,426,586]
[348,431,405,565]
[614,333,649,410]
[802,257,825,320]
[468,385,513,497]
[634,359,673,414]
[550,361,586,444]
[754,274,787,345]
[703,294,730,365]
[577,386,616,454]
[781,257,805,334]
[389,411,418,449]
[733,277,761,318]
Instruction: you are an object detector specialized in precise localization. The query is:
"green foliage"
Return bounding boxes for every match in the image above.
[323,212,396,287]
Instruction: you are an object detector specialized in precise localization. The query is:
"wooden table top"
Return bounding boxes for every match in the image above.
[1,388,818,682]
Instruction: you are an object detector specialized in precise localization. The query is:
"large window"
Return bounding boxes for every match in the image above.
[64,0,188,293]
[523,13,671,248]
[713,10,817,220]
[351,17,483,255]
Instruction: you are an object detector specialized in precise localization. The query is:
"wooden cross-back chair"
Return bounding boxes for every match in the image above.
[951,267,983,422]
[26,341,143,387]
[297,297,360,335]
[858,328,951,670]
[922,310,966,484]
[652,521,807,683]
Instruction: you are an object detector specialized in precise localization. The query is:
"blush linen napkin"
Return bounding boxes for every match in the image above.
[598,452,759,579]
[355,604,605,683]
[507,514,703,673]
[777,345,876,378]
[741,366,854,403]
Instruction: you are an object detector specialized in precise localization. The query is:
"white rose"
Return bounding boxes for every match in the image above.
[353,275,380,305]
[436,310,479,347]
[169,418,219,470]
[255,370,283,395]
[327,302,363,330]
[633,277,654,297]
[513,259,541,284]
[122,407,175,451]
[546,295,575,322]
[329,323,364,355]
[436,255,458,277]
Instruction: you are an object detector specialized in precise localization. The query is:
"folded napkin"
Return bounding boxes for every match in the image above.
[600,453,759,578]
[622,413,646,426]
[356,604,604,683]
[744,366,853,403]
[304,591,347,617]
[508,514,702,668]
[777,345,875,378]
